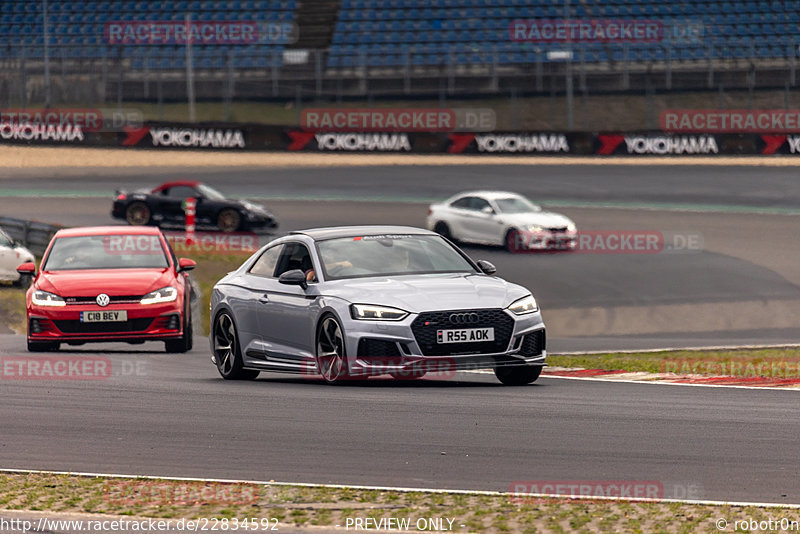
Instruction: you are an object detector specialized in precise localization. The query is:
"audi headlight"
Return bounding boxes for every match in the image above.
[140,286,178,305]
[32,290,66,307]
[526,224,544,232]
[507,295,538,315]
[350,304,408,321]
[567,223,577,231]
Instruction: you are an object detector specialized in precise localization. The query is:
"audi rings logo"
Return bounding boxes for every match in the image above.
[449,312,480,325]
[96,294,110,307]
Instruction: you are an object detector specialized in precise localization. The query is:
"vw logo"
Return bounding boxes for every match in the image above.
[449,312,479,325]
[96,293,110,307]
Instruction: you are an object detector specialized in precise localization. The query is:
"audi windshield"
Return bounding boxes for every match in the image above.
[42,235,170,271]
[317,234,477,280]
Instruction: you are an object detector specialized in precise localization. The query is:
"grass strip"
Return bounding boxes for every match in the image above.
[1,472,798,534]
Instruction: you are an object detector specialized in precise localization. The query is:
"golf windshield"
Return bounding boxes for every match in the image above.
[318,234,477,280]
[43,235,170,271]
[494,197,542,214]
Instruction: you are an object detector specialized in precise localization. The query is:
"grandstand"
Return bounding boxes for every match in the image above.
[0,0,798,102]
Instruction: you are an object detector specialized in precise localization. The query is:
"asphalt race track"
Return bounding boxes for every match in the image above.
[0,334,799,504]
[1,162,800,505]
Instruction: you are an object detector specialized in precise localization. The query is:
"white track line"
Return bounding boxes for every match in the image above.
[551,343,800,355]
[1,468,798,509]
[458,370,800,390]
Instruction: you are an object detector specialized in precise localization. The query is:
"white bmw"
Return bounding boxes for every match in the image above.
[0,228,35,286]
[427,191,577,252]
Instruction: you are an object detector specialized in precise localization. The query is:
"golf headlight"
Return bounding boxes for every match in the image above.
[350,304,408,321]
[507,295,538,315]
[32,290,66,307]
[140,286,178,305]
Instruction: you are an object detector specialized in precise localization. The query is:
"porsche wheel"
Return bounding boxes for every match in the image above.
[217,209,241,233]
[125,202,151,226]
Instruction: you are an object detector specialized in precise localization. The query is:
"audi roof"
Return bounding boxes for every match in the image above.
[289,225,437,241]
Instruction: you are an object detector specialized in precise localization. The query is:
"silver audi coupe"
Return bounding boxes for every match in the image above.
[209,226,546,385]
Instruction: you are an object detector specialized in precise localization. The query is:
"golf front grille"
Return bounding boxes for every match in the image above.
[411,309,514,356]
[54,318,154,334]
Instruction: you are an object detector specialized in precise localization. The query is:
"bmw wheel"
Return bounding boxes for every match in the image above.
[213,312,259,380]
[126,202,151,226]
[494,365,542,386]
[434,222,458,244]
[316,315,349,384]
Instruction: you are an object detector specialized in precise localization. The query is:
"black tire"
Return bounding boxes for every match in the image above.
[433,222,458,244]
[13,274,32,288]
[125,202,152,226]
[505,228,522,253]
[217,209,241,233]
[165,311,192,353]
[315,315,349,384]
[494,365,542,386]
[27,339,59,352]
[213,311,259,380]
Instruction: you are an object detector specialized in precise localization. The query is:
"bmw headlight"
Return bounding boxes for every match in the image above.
[350,304,409,321]
[507,295,538,315]
[32,290,66,307]
[140,286,178,305]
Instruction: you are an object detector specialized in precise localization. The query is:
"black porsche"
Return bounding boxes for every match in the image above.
[111,181,278,233]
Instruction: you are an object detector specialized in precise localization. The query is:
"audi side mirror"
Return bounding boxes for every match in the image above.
[476,260,496,275]
[481,206,494,215]
[279,269,308,290]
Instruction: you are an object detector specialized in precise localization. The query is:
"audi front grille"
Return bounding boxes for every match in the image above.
[410,309,515,356]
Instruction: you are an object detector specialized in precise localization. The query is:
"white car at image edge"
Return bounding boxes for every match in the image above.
[427,191,577,252]
[0,228,35,286]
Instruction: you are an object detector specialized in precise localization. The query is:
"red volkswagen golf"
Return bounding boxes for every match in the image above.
[17,226,196,353]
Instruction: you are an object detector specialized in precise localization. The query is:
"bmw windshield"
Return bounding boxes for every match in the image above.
[43,235,170,271]
[318,234,477,280]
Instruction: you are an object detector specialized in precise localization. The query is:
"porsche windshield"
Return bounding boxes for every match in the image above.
[494,197,541,214]
[43,235,170,271]
[318,234,477,280]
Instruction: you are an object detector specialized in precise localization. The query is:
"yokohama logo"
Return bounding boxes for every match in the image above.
[597,134,718,155]
[314,133,411,151]
[148,127,245,148]
[0,122,84,142]
[475,134,569,153]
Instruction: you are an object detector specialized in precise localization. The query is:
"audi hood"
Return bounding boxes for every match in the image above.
[321,273,533,313]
